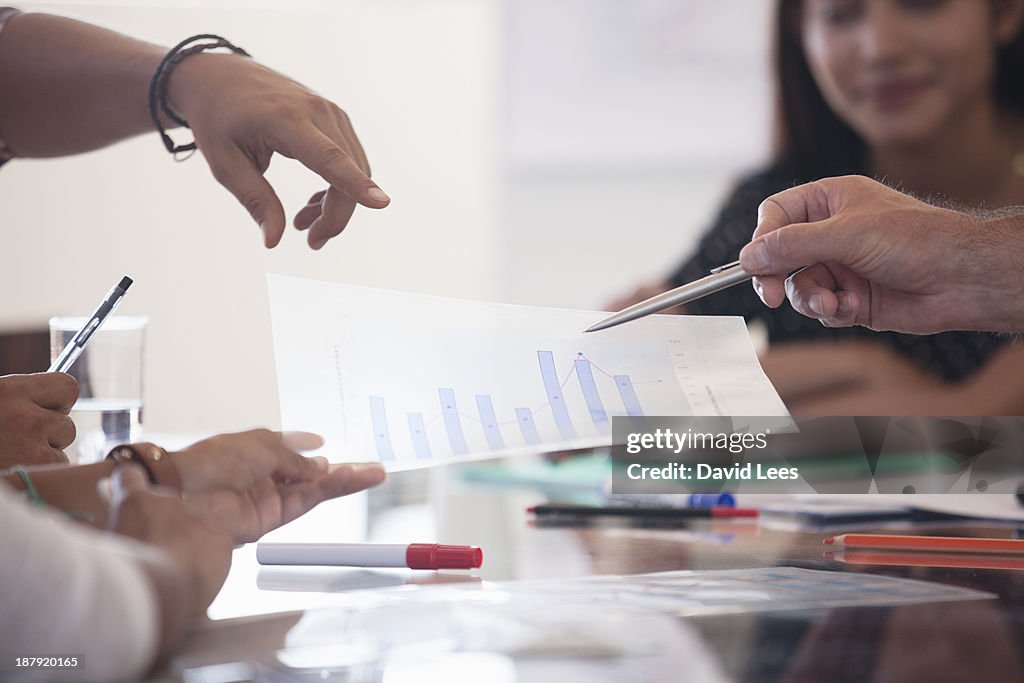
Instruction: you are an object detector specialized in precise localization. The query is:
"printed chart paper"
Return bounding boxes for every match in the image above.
[268,275,789,469]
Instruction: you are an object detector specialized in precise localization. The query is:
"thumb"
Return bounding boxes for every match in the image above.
[108,462,151,507]
[740,221,845,276]
[206,147,287,248]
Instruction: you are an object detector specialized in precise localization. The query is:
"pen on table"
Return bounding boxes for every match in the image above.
[528,504,759,519]
[825,550,1024,571]
[49,275,133,373]
[824,533,1024,554]
[585,260,751,333]
[255,542,484,569]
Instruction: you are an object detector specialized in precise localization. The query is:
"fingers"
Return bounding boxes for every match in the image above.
[784,264,862,328]
[176,428,330,493]
[0,373,77,465]
[277,462,386,525]
[279,430,325,452]
[322,462,387,497]
[293,190,326,231]
[224,429,327,484]
[47,413,76,449]
[295,112,375,249]
[741,215,870,297]
[22,372,79,412]
[330,108,371,177]
[273,125,390,211]
[741,181,847,301]
[206,146,288,248]
[754,197,798,240]
[751,181,835,241]
[306,188,357,250]
[247,429,326,482]
[819,291,862,328]
[231,429,329,482]
[750,275,786,309]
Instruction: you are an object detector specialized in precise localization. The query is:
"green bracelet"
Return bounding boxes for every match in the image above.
[11,466,94,522]
[12,466,46,508]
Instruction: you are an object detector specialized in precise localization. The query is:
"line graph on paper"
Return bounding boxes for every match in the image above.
[268,276,790,470]
[364,349,679,463]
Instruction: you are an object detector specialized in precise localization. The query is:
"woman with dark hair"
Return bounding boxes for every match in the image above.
[613,0,1024,415]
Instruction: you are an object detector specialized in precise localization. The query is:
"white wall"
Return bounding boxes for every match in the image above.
[1,0,773,435]
[496,0,774,309]
[0,1,500,434]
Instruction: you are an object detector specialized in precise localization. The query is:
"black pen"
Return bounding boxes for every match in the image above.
[49,275,133,373]
[527,504,758,519]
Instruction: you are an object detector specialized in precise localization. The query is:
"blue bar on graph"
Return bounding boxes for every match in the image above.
[614,375,644,416]
[537,351,577,440]
[574,358,609,431]
[475,395,505,450]
[406,412,432,460]
[515,408,541,445]
[438,388,469,455]
[369,396,395,461]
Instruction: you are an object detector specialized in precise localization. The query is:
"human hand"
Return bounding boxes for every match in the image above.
[758,341,959,416]
[107,463,233,618]
[169,429,386,543]
[738,175,1020,334]
[0,372,78,467]
[166,53,390,250]
[605,280,686,315]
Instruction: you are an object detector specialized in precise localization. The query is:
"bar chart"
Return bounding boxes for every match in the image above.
[366,350,660,462]
[268,276,790,469]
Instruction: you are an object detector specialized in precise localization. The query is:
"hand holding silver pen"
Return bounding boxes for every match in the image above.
[586,261,752,333]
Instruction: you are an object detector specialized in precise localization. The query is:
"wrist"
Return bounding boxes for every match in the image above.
[162,51,220,123]
[968,210,1024,332]
[106,443,182,490]
[147,36,250,157]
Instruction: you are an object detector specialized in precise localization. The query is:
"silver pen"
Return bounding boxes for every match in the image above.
[49,275,134,373]
[585,261,751,333]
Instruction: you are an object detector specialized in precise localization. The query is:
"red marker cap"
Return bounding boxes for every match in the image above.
[406,543,483,570]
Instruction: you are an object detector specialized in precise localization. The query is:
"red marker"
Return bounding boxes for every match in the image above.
[256,542,483,569]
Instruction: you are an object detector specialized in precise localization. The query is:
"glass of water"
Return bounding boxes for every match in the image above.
[49,316,147,464]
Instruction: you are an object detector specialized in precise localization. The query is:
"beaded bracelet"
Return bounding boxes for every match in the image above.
[147,34,251,160]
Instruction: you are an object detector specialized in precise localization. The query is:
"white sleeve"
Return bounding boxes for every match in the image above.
[0,483,159,683]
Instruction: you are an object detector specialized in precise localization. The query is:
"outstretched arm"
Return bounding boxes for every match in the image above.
[738,175,1024,334]
[2,429,386,543]
[0,12,390,249]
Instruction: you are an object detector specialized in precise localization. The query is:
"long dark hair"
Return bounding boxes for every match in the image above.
[772,0,1024,180]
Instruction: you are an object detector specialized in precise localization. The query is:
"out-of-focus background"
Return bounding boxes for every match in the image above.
[0,0,772,435]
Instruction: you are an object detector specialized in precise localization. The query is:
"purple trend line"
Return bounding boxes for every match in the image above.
[576,352,617,379]
[558,363,576,390]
